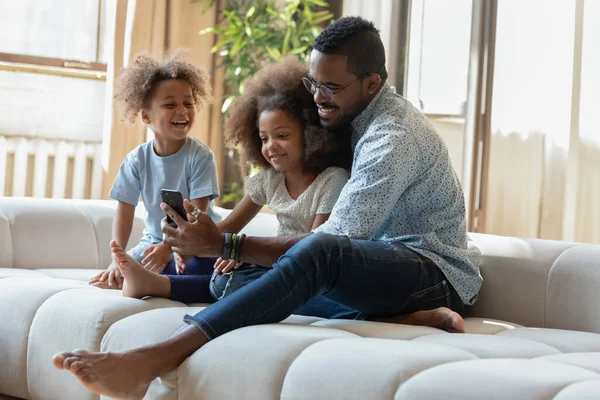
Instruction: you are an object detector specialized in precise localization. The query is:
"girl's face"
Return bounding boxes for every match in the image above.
[259,109,304,173]
[141,79,195,141]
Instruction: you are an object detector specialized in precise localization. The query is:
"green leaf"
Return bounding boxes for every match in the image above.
[288,45,308,55]
[223,10,243,27]
[304,5,313,24]
[210,36,235,53]
[282,27,291,55]
[230,36,244,56]
[245,23,252,37]
[265,46,281,60]
[313,10,332,18]
[265,7,279,17]
[245,6,256,19]
[306,0,328,6]
[199,27,214,35]
[312,13,333,25]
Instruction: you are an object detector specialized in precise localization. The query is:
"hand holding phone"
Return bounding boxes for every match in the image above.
[160,189,188,228]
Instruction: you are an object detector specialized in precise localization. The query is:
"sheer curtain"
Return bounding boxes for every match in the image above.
[486,0,575,239]
[486,0,600,244]
[574,0,600,243]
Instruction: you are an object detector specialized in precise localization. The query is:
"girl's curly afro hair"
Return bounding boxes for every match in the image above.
[114,49,212,124]
[225,56,347,175]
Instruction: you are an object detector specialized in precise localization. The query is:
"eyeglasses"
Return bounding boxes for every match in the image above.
[301,72,373,102]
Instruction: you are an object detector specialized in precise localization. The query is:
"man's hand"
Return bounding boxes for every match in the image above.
[89,260,123,289]
[161,199,224,258]
[213,257,243,274]
[140,243,171,273]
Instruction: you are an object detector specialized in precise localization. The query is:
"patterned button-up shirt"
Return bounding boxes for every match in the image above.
[314,83,482,304]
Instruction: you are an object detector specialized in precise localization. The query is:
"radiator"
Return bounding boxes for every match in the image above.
[0,136,103,199]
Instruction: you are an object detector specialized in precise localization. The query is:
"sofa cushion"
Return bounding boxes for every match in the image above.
[280,338,477,400]
[546,244,600,333]
[0,269,49,279]
[26,288,185,400]
[553,381,600,400]
[0,278,90,399]
[466,233,577,328]
[35,268,104,282]
[394,359,600,400]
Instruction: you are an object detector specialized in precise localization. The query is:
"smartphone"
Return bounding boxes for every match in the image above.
[160,189,188,228]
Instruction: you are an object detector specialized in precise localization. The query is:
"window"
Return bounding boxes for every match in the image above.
[405,0,473,116]
[0,0,108,72]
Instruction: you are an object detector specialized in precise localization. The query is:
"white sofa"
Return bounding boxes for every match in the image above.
[1,197,600,400]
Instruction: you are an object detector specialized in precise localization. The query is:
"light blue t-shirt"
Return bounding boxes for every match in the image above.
[109,137,221,241]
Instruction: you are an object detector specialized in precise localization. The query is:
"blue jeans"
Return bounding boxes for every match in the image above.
[184,233,464,340]
[210,265,364,319]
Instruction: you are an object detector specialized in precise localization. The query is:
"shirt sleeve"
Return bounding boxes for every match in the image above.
[244,168,269,206]
[189,147,220,200]
[109,152,141,206]
[316,168,349,214]
[314,124,420,239]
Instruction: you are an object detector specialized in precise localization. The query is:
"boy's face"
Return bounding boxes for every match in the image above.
[307,50,372,130]
[141,79,195,140]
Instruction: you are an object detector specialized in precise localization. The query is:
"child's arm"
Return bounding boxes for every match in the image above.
[216,195,262,233]
[311,214,331,230]
[113,201,136,250]
[190,196,210,214]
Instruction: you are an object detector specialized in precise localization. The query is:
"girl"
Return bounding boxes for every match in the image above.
[113,57,353,311]
[89,50,220,298]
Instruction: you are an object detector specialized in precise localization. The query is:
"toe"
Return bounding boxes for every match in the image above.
[70,360,89,374]
[64,356,80,369]
[52,353,70,369]
[75,366,92,377]
[81,372,97,384]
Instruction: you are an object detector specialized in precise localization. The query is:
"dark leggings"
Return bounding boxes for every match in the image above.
[160,257,218,303]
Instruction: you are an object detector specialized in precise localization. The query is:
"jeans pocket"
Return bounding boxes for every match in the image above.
[399,279,451,314]
[210,271,233,301]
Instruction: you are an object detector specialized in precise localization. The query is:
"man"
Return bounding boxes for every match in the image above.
[53,17,482,399]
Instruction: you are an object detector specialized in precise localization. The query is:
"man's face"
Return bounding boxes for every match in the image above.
[307,50,371,130]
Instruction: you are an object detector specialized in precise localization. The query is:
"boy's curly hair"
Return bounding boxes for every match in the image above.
[114,49,212,124]
[225,56,345,175]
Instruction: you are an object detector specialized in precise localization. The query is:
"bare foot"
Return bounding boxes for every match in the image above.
[374,307,465,333]
[52,349,154,400]
[110,241,171,299]
[52,326,209,399]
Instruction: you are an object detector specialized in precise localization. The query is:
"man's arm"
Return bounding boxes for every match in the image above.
[238,233,310,267]
[161,201,309,266]
[316,125,419,239]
